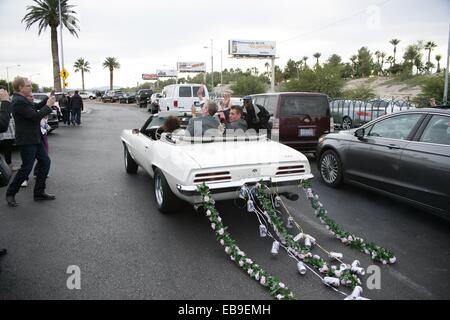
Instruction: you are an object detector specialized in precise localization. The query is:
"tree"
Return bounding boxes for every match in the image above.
[264,62,270,75]
[231,76,266,96]
[350,55,358,78]
[103,57,120,90]
[22,0,79,92]
[327,54,342,67]
[424,41,437,73]
[313,53,321,66]
[403,43,423,75]
[284,59,299,80]
[389,39,401,64]
[435,54,442,73]
[356,47,373,77]
[73,58,90,90]
[302,56,308,68]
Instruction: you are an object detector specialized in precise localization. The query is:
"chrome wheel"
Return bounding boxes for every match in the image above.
[155,174,164,207]
[321,153,339,184]
[342,117,352,130]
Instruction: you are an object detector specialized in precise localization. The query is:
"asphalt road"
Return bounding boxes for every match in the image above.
[0,102,449,300]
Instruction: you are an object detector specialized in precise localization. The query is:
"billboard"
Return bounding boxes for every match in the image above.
[142,73,159,80]
[156,69,178,77]
[176,62,206,73]
[228,40,276,57]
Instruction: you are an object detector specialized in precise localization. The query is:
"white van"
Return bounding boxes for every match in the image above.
[159,84,209,111]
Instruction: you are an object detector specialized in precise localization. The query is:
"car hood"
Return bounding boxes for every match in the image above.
[176,139,309,169]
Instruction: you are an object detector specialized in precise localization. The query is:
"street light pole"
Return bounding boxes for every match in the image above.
[58,0,65,93]
[210,39,214,91]
[5,64,21,94]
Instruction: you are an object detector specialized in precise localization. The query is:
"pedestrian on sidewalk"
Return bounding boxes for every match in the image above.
[70,90,83,126]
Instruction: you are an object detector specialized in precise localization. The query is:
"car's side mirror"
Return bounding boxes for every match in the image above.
[355,128,365,139]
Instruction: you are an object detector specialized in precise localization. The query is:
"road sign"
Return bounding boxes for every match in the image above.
[64,81,69,88]
[60,68,69,80]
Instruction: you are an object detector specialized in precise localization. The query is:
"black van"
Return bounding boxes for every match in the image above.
[250,92,333,153]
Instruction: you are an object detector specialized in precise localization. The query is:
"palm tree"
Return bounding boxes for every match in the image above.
[386,56,394,68]
[389,39,401,64]
[435,54,442,73]
[313,53,321,66]
[380,52,386,73]
[264,62,270,75]
[73,58,90,90]
[424,41,437,72]
[103,57,120,90]
[302,56,308,68]
[22,0,79,92]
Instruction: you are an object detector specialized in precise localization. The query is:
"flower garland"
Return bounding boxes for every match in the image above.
[301,180,396,265]
[253,185,362,290]
[196,183,295,300]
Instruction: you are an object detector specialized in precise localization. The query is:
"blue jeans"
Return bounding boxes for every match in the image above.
[71,108,81,125]
[6,143,51,196]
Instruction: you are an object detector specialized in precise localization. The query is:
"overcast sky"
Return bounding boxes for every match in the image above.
[0,0,449,89]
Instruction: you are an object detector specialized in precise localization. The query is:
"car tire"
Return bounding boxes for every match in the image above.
[153,168,181,213]
[342,116,353,130]
[124,145,138,174]
[319,149,343,188]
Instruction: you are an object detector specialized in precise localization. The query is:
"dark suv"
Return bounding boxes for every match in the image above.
[250,92,333,153]
[136,89,153,108]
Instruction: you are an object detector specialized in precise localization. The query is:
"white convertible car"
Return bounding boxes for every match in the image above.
[121,111,313,212]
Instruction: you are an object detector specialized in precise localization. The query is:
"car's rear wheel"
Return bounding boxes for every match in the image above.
[154,168,181,213]
[124,145,138,174]
[342,116,353,130]
[319,149,342,187]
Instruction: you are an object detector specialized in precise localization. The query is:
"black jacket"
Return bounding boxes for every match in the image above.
[243,103,271,131]
[70,94,84,110]
[11,93,53,145]
[0,100,12,133]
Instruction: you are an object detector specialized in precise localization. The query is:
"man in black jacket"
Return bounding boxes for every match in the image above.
[70,90,84,126]
[5,77,55,207]
[242,96,271,134]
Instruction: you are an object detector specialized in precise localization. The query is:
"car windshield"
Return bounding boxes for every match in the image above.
[280,95,329,117]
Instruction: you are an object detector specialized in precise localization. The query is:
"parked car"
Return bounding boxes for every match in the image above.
[158,84,209,111]
[119,92,136,104]
[32,93,62,125]
[101,90,123,103]
[250,92,333,153]
[120,111,313,213]
[136,89,154,108]
[316,108,450,217]
[330,99,416,130]
[148,93,163,113]
[79,91,96,100]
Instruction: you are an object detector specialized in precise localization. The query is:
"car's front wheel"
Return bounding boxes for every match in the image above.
[319,149,343,187]
[124,145,138,174]
[154,168,181,213]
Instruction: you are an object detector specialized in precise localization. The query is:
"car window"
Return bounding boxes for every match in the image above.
[265,95,278,115]
[368,114,422,140]
[280,95,329,118]
[419,115,450,145]
[179,86,192,97]
[254,96,266,107]
[192,86,202,97]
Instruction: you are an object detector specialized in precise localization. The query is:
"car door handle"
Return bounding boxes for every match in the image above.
[388,144,400,150]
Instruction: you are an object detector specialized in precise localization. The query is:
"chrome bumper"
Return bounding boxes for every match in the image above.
[176,174,313,196]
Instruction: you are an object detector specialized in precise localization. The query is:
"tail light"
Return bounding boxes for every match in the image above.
[330,117,334,132]
[173,100,178,108]
[356,111,371,117]
[276,165,305,175]
[194,171,231,183]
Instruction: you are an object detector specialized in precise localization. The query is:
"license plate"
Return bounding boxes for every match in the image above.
[299,128,314,137]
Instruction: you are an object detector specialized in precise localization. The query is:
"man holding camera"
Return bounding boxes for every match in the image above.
[5,77,55,207]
